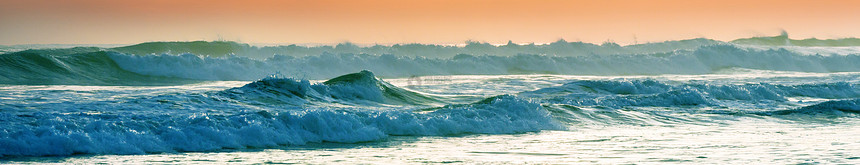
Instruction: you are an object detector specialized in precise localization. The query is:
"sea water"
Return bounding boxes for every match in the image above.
[1,40,860,164]
[1,71,858,164]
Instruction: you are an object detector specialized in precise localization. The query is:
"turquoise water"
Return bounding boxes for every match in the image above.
[2,41,860,164]
[2,73,859,164]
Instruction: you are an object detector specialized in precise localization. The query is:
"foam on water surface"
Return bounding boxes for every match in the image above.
[2,40,860,163]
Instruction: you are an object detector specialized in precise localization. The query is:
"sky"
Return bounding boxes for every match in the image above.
[1,0,859,45]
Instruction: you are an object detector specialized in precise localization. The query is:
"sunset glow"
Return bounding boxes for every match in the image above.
[2,0,859,45]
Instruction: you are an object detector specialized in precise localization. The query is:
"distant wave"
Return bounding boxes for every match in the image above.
[4,41,860,85]
[731,31,860,46]
[0,51,194,85]
[112,44,860,80]
[521,79,860,108]
[101,39,722,58]
[526,79,860,126]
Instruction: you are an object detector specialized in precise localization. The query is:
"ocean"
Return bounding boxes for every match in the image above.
[1,38,859,164]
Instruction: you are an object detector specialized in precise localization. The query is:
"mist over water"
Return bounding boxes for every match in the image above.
[1,36,860,164]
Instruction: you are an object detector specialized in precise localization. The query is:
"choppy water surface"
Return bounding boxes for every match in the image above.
[3,40,860,164]
[2,71,859,164]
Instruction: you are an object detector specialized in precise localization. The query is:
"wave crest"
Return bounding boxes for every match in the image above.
[5,44,860,85]
[522,79,860,108]
[221,70,444,106]
[0,94,560,157]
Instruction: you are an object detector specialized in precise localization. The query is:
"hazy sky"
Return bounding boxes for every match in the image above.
[1,0,859,45]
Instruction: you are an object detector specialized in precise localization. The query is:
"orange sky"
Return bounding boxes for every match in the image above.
[1,0,859,45]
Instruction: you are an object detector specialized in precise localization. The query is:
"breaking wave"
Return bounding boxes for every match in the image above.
[3,44,860,85]
[0,51,194,85]
[109,45,860,81]
[521,79,860,108]
[524,79,860,126]
[0,71,561,157]
[1,70,858,157]
[220,70,446,106]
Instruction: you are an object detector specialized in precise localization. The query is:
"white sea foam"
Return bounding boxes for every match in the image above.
[106,45,860,81]
[0,72,561,157]
[520,79,860,109]
[0,96,560,157]
[3,40,860,161]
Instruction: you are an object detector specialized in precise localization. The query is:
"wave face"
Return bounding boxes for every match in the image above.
[99,39,722,59]
[0,51,193,85]
[0,96,559,157]
[522,79,860,108]
[0,71,562,157]
[1,70,859,157]
[220,70,446,106]
[109,44,860,81]
[516,78,860,125]
[4,41,860,85]
[731,31,860,46]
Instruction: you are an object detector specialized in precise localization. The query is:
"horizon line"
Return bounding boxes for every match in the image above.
[3,32,858,47]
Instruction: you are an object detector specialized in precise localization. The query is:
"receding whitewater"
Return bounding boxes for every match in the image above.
[1,69,859,164]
